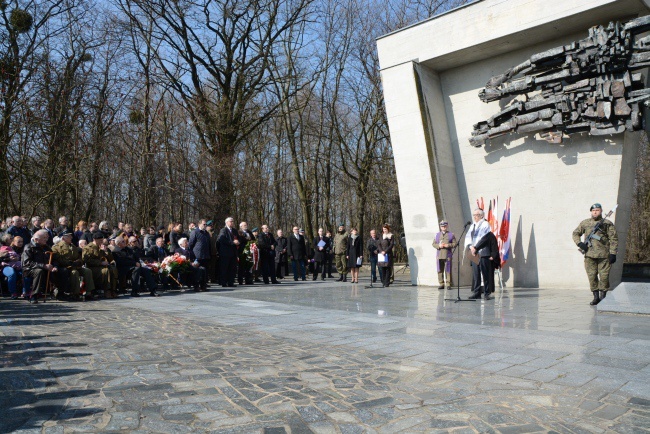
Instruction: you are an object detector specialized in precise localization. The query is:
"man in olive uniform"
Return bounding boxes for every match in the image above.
[572,203,618,306]
[82,232,118,298]
[432,221,457,290]
[52,231,95,300]
[333,224,348,282]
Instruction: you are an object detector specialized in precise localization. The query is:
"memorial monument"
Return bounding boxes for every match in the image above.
[377,0,650,288]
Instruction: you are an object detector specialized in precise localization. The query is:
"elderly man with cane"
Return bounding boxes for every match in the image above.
[22,229,69,303]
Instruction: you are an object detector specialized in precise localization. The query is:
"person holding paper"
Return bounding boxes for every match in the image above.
[376,224,395,287]
[465,208,492,300]
[312,228,330,281]
[346,228,363,284]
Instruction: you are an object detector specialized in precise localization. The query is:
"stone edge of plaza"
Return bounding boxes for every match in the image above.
[377,0,650,288]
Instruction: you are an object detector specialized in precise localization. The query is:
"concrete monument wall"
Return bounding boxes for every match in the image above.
[377,0,649,288]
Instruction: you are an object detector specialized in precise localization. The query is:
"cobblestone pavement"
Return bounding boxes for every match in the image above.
[2,275,650,433]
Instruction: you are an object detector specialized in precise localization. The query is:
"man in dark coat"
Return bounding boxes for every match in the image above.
[256,225,280,284]
[54,216,79,246]
[367,230,382,283]
[146,236,171,290]
[275,229,288,279]
[7,216,32,246]
[217,217,240,287]
[312,228,330,281]
[469,230,499,300]
[22,229,69,303]
[206,220,219,284]
[176,237,208,291]
[287,226,307,281]
[113,237,159,297]
[237,221,255,285]
[189,219,212,271]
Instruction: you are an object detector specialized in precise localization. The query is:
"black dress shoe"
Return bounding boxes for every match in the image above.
[312,275,317,280]
[484,293,490,300]
[438,285,445,289]
[302,277,306,281]
[29,296,38,304]
[328,275,334,278]
[321,277,325,281]
[131,292,140,297]
[150,292,160,297]
[272,281,280,284]
[294,278,298,281]
[468,293,481,300]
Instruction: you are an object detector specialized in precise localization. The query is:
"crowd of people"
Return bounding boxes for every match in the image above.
[0,215,398,304]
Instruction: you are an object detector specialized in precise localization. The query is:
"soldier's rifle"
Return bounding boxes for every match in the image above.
[579,204,618,254]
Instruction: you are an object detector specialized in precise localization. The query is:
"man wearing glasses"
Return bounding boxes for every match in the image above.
[465,209,493,300]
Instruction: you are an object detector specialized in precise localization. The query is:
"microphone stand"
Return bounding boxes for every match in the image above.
[445,223,475,303]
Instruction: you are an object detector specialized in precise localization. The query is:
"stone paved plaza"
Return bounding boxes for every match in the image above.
[1,274,650,433]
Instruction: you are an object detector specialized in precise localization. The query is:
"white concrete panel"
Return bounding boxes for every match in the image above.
[379,0,648,288]
[380,63,440,285]
[377,0,646,71]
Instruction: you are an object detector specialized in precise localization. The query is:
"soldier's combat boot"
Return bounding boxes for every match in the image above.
[589,291,600,306]
[343,274,348,282]
[599,290,607,302]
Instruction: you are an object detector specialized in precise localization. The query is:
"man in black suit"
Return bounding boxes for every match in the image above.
[469,230,499,300]
[217,217,240,287]
[312,227,330,281]
[256,225,280,284]
[275,229,288,279]
[237,221,255,285]
[287,226,307,281]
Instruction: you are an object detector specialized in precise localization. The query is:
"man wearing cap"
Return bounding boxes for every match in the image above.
[52,230,95,301]
[573,203,618,306]
[333,224,349,282]
[432,221,457,290]
[82,232,118,298]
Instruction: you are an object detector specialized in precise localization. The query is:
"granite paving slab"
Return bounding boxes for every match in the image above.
[1,276,649,433]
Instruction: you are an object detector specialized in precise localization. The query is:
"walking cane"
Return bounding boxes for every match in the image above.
[43,251,53,303]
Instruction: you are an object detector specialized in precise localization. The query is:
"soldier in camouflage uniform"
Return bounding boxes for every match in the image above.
[52,231,95,300]
[572,203,618,306]
[333,224,349,282]
[82,232,118,298]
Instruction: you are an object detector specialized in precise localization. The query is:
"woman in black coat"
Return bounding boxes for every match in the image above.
[346,228,363,283]
[376,224,395,287]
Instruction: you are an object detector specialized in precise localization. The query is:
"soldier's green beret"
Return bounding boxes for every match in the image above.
[590,203,602,210]
[338,223,345,227]
[252,227,259,232]
[206,220,213,226]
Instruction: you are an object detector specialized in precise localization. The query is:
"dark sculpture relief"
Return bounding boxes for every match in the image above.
[470,16,650,147]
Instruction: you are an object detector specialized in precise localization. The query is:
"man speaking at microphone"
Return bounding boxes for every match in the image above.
[465,209,492,300]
